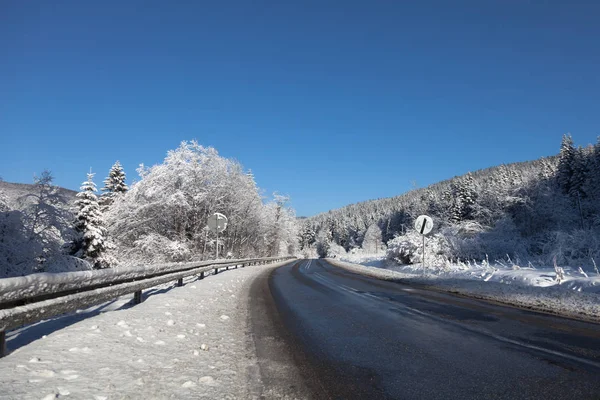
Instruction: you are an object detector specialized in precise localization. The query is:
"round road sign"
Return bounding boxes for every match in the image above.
[208,213,228,233]
[414,215,433,236]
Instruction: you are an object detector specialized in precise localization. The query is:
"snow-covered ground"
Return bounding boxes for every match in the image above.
[333,253,600,323]
[0,261,290,400]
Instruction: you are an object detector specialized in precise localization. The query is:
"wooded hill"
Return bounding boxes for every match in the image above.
[301,135,600,270]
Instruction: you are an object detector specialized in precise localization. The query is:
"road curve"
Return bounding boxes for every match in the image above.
[267,259,600,400]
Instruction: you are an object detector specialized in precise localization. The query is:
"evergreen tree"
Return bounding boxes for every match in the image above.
[585,137,600,201]
[100,161,128,206]
[73,172,108,268]
[299,223,316,250]
[557,134,575,194]
[449,173,477,222]
[570,146,589,199]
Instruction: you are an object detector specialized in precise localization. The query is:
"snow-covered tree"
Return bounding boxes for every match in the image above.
[448,173,477,223]
[105,141,298,264]
[299,222,316,250]
[100,161,128,207]
[72,172,109,268]
[586,137,600,201]
[569,147,588,198]
[263,194,298,257]
[557,134,575,195]
[18,170,71,266]
[362,223,384,253]
[21,171,68,241]
[315,229,330,258]
[0,189,9,213]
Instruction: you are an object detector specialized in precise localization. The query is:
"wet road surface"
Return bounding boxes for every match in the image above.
[266,259,600,399]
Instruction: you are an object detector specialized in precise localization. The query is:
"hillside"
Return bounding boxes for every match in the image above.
[0,180,77,208]
[0,177,82,277]
[301,135,600,271]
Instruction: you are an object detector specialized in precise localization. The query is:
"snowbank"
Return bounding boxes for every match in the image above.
[0,261,292,399]
[330,255,600,323]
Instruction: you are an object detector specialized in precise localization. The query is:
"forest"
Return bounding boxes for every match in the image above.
[301,134,600,272]
[0,141,298,277]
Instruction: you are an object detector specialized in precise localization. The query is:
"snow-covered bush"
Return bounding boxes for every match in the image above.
[386,231,450,266]
[553,256,565,284]
[328,242,347,257]
[126,233,192,264]
[442,219,528,263]
[534,228,600,272]
[386,234,419,265]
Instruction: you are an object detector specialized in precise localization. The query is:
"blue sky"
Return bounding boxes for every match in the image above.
[1,1,599,216]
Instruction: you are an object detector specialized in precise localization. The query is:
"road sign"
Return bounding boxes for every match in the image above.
[414,215,433,236]
[208,213,228,260]
[208,213,228,233]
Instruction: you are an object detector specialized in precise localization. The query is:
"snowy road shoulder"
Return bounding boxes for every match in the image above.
[327,258,600,324]
[0,261,293,400]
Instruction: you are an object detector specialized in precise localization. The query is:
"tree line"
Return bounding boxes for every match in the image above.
[301,134,600,270]
[0,141,298,276]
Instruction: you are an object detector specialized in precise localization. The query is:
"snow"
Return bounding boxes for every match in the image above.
[333,253,600,323]
[0,261,291,399]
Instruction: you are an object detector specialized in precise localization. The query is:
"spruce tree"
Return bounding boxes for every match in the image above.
[557,134,575,194]
[449,173,477,222]
[587,137,600,200]
[100,161,128,206]
[73,172,108,268]
[570,146,589,199]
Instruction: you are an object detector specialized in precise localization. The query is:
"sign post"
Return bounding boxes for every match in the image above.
[207,213,228,259]
[414,215,433,274]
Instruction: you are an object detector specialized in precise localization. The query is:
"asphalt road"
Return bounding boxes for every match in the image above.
[263,258,600,400]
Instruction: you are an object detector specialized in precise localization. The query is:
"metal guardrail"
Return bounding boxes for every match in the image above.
[0,256,295,357]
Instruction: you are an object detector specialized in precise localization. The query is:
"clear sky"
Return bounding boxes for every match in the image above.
[1,1,599,216]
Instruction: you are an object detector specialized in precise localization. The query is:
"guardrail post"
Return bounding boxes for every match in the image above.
[214,267,218,275]
[199,271,205,280]
[177,278,183,287]
[134,290,143,304]
[226,266,229,270]
[0,330,6,358]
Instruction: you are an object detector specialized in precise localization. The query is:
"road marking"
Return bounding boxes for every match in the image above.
[313,272,361,296]
[303,259,312,271]
[308,270,600,370]
[398,303,600,370]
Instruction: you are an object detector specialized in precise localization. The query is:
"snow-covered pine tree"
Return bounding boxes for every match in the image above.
[299,223,316,250]
[449,173,477,222]
[569,146,588,199]
[73,172,109,268]
[100,161,128,207]
[557,133,575,194]
[585,137,600,201]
